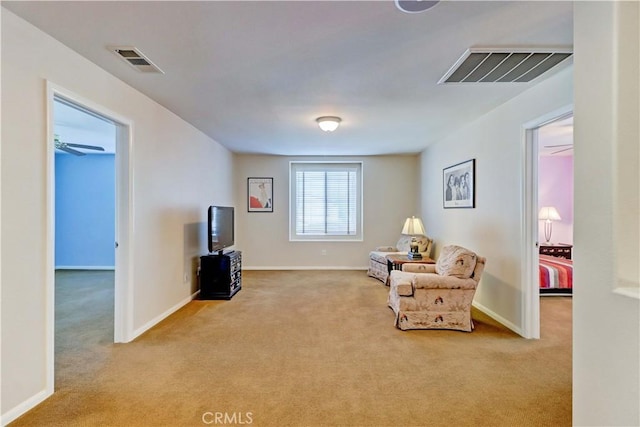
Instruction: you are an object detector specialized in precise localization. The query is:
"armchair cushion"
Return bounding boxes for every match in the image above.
[412,273,478,290]
[369,251,391,265]
[436,245,477,279]
[402,263,437,274]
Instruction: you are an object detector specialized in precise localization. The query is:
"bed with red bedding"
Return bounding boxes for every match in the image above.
[539,254,573,294]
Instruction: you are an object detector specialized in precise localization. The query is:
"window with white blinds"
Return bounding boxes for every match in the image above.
[289,162,363,241]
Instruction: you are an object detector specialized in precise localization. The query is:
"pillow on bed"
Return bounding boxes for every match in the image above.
[436,245,477,279]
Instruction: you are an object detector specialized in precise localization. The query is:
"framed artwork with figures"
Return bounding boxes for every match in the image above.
[248,177,273,212]
[443,159,475,208]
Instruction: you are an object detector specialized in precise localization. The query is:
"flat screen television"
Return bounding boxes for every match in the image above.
[207,206,234,254]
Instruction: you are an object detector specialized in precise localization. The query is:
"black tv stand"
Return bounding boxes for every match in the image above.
[199,251,242,300]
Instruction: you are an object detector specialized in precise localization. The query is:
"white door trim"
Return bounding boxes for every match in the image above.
[45,81,135,393]
[521,105,573,339]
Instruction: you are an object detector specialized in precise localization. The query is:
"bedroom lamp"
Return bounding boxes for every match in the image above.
[401,216,426,259]
[538,206,561,243]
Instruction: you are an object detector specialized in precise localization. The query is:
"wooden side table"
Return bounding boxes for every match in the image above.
[539,244,572,260]
[386,254,435,284]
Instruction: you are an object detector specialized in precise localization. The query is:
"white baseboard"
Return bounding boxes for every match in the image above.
[55,266,115,270]
[472,300,524,337]
[1,388,51,426]
[130,294,193,340]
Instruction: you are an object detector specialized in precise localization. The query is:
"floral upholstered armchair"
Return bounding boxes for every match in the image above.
[367,235,433,284]
[388,245,485,332]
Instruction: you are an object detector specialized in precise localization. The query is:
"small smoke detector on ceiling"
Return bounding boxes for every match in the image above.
[439,48,572,84]
[109,46,164,74]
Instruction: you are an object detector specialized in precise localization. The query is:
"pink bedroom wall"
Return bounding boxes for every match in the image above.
[538,155,574,245]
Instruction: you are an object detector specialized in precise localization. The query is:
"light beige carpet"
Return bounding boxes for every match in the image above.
[11,270,571,426]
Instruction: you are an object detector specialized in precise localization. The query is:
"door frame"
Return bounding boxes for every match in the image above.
[521,104,573,339]
[45,82,134,392]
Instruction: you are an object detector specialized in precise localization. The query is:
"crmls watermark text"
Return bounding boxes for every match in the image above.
[202,411,253,425]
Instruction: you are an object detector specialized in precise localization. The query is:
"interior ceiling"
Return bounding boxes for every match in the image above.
[3,1,574,156]
[54,100,117,155]
[538,116,574,157]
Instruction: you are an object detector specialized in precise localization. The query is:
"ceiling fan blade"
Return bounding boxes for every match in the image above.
[544,143,573,148]
[395,0,439,13]
[58,146,86,156]
[551,147,574,155]
[65,143,105,151]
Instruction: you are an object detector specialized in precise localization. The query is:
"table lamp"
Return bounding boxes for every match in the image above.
[401,216,426,259]
[538,206,561,244]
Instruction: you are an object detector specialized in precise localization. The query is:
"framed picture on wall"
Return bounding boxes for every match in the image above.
[247,177,273,212]
[443,159,475,208]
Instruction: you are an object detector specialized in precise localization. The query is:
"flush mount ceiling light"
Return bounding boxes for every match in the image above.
[316,116,341,132]
[395,0,440,14]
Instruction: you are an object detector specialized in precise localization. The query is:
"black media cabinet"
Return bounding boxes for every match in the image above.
[199,251,242,300]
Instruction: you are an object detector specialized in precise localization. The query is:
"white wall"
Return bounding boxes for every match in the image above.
[573,2,639,425]
[234,154,420,269]
[1,10,234,421]
[538,155,574,245]
[419,66,573,332]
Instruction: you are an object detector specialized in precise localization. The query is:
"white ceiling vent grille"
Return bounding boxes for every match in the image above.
[439,48,572,84]
[109,46,164,74]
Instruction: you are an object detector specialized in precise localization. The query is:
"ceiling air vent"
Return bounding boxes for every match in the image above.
[110,46,164,74]
[439,48,572,84]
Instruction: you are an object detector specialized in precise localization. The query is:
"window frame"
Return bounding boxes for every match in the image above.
[289,161,364,242]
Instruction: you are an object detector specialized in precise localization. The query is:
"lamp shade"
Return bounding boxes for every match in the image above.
[316,116,341,132]
[401,216,426,235]
[538,206,561,221]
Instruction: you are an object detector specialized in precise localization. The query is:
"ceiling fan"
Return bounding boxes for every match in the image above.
[544,143,573,155]
[395,0,440,13]
[54,135,105,156]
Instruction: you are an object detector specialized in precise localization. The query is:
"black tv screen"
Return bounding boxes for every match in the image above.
[208,206,234,254]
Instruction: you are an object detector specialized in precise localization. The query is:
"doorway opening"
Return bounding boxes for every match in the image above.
[46,83,133,394]
[53,97,117,385]
[536,115,574,338]
[522,106,573,339]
